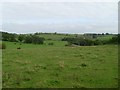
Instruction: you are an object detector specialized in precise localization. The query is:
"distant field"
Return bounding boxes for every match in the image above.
[37,33,114,41]
[37,33,84,41]
[37,33,70,41]
[97,35,114,41]
[2,41,118,88]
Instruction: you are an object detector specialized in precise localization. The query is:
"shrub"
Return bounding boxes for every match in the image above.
[93,39,103,45]
[48,42,54,45]
[24,35,32,43]
[18,34,25,42]
[32,36,44,44]
[24,35,45,44]
[81,63,87,67]
[63,37,94,46]
[17,47,21,49]
[109,35,120,44]
[47,38,52,40]
[65,44,69,46]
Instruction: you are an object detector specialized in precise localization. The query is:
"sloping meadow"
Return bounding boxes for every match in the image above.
[2,41,118,88]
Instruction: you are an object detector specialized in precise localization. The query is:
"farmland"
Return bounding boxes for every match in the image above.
[2,36,118,88]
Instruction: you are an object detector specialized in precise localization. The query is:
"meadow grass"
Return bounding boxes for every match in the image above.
[96,35,114,41]
[2,41,118,88]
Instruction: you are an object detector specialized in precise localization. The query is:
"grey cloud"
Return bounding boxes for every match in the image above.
[2,2,118,34]
[2,22,117,34]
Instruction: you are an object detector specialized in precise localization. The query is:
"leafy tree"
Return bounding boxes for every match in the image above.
[62,37,94,46]
[102,33,104,35]
[32,35,44,44]
[24,35,45,44]
[109,34,120,44]
[24,35,32,43]
[94,39,103,45]
[106,33,109,35]
[18,34,25,42]
[2,32,17,42]
[9,34,16,42]
[2,32,10,41]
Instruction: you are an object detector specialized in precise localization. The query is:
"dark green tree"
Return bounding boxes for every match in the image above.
[32,35,44,44]
[24,35,32,43]
[18,34,25,42]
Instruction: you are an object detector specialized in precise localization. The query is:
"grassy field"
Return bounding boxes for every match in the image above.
[2,40,118,88]
[96,35,114,41]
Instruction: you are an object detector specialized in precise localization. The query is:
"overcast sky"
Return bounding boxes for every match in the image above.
[1,0,118,34]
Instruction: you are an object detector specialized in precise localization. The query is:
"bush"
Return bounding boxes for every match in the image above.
[0,43,6,49]
[32,36,44,44]
[24,35,32,43]
[2,32,17,42]
[93,39,103,45]
[65,43,72,46]
[18,34,25,42]
[63,37,94,46]
[24,35,45,44]
[48,42,54,45]
[47,38,52,40]
[109,35,120,44]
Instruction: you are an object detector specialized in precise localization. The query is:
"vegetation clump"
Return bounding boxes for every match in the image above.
[17,47,21,49]
[62,34,120,46]
[1,32,45,45]
[48,42,54,45]
[81,63,87,67]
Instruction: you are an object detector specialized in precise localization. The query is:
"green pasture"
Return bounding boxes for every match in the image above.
[2,41,118,88]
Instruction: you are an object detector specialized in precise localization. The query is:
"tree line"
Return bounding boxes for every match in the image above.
[1,31,120,46]
[1,32,45,44]
[62,34,120,46]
